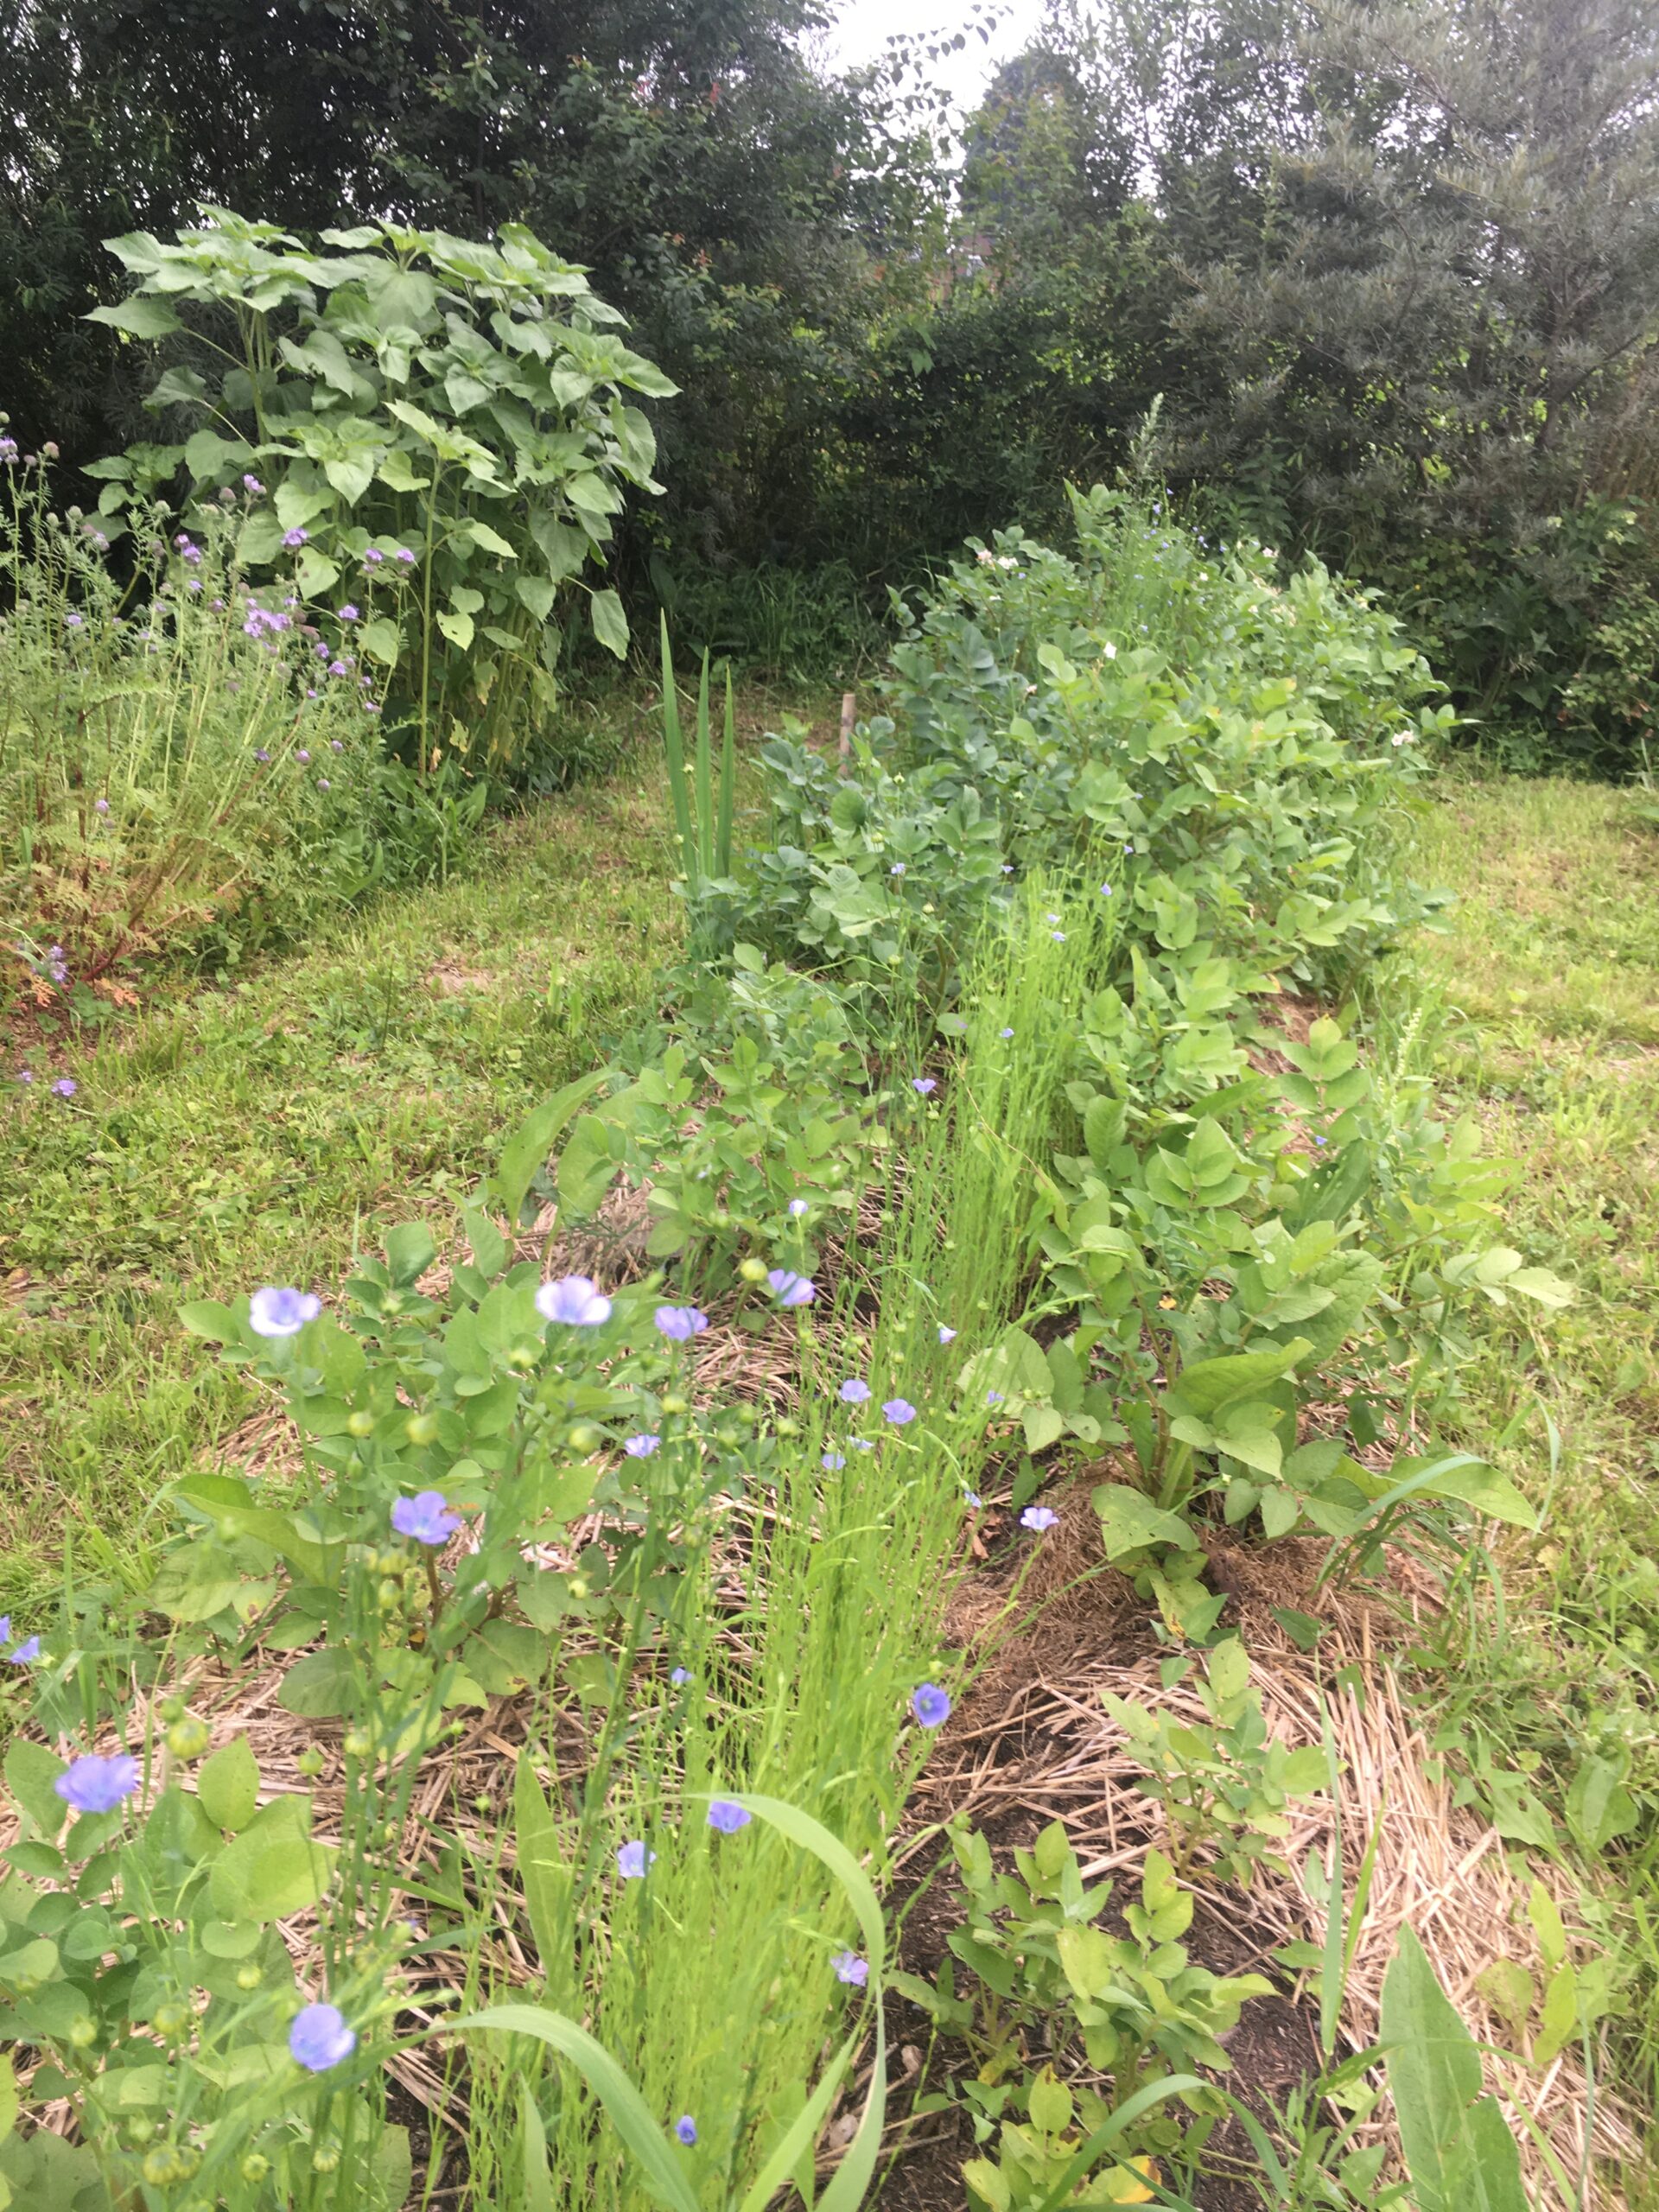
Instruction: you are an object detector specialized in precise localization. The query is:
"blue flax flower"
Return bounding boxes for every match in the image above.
[624,1434,661,1458]
[707,1800,751,1834]
[9,1637,41,1665]
[882,1398,917,1426]
[838,1378,871,1405]
[670,1667,692,1687]
[248,1286,321,1338]
[536,1274,612,1326]
[910,1684,951,1729]
[822,1452,846,1471]
[289,2003,356,2073]
[1020,1505,1059,1533]
[767,1269,814,1307]
[938,1325,957,1344]
[674,2116,698,2147]
[55,1754,140,1815]
[616,1840,656,1880]
[654,1305,708,1342]
[831,1950,869,1987]
[391,1491,461,1547]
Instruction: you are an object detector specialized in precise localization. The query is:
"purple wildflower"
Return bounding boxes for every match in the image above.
[282,528,308,549]
[616,1840,656,1880]
[767,1269,814,1307]
[624,1434,661,1458]
[881,1398,917,1426]
[910,1684,951,1729]
[248,1286,321,1338]
[1020,1505,1059,1533]
[707,1800,751,1834]
[831,1950,868,1987]
[654,1306,708,1343]
[535,1275,612,1326]
[391,1491,461,1547]
[838,1379,872,1405]
[289,2003,355,2073]
[675,2117,697,2147]
[54,1753,140,1815]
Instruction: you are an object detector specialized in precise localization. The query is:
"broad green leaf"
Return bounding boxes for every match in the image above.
[1090,1483,1198,1560]
[276,1648,354,1718]
[4,1743,67,1837]
[209,1800,334,1921]
[197,1737,259,1833]
[1168,1339,1312,1419]
[177,1299,243,1344]
[88,294,181,340]
[467,521,518,558]
[361,614,402,667]
[495,1068,612,1222]
[437,608,475,650]
[517,575,556,621]
[385,1221,437,1287]
[1380,1924,1483,2212]
[590,588,629,658]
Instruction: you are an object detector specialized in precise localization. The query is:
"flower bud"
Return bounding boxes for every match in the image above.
[237,1963,262,1990]
[569,1576,590,1600]
[165,1714,211,1761]
[661,1394,689,1417]
[313,2145,341,2174]
[343,1728,372,1758]
[738,1256,769,1285]
[152,2002,190,2037]
[242,2153,271,2183]
[159,1694,186,1723]
[404,1412,438,1447]
[296,1746,325,1777]
[346,1408,375,1438]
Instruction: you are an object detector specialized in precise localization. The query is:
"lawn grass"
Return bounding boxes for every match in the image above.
[1407,770,1659,2136]
[0,708,688,1612]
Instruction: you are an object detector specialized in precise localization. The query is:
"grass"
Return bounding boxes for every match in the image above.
[0,717,685,1612]
[1405,769,1659,2145]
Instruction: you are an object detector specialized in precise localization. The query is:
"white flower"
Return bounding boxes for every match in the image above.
[1391,731,1414,747]
[1103,641,1117,659]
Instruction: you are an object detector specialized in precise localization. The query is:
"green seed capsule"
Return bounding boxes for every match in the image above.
[166,1715,211,1762]
[567,1423,603,1452]
[404,1413,439,1447]
[660,1394,688,1417]
[346,1408,376,1439]
[237,1964,262,1991]
[738,1256,769,1285]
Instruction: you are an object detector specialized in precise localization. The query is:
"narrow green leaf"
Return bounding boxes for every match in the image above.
[494,1068,611,1224]
[716,664,737,877]
[459,2006,701,2212]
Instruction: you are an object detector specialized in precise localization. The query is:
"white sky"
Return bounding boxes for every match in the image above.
[816,0,1049,118]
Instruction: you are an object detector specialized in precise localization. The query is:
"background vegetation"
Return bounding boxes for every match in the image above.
[5,0,1659,768]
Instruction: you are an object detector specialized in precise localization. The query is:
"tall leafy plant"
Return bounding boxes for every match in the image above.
[85,209,677,767]
[658,615,736,953]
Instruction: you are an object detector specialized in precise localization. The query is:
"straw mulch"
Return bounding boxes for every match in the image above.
[908,1484,1635,2209]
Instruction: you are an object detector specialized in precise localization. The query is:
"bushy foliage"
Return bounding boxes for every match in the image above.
[0,448,484,987]
[86,211,672,767]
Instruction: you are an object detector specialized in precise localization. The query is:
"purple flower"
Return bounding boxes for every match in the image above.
[9,1637,41,1666]
[910,1684,951,1730]
[831,1950,868,1987]
[999,1027,1014,1038]
[624,1433,660,1458]
[327,659,348,677]
[391,1491,461,1547]
[670,1667,692,1687]
[340,604,359,622]
[51,1077,75,1099]
[317,777,331,790]
[282,528,308,549]
[707,1799,751,1834]
[243,474,264,493]
[847,1438,874,1451]
[1051,931,1066,943]
[616,1840,656,1880]
[54,1753,140,1815]
[331,739,344,753]
[289,2003,355,2073]
[767,1270,814,1308]
[1099,883,1113,897]
[365,700,381,714]
[0,1619,10,1646]
[395,547,416,566]
[838,1379,872,1405]
[912,1077,937,1096]
[986,1390,1005,1407]
[66,612,85,630]
[536,1274,612,1326]
[296,748,311,764]
[253,747,270,763]
[1020,1505,1059,1533]
[363,547,385,567]
[882,1398,917,1426]
[15,1071,32,1087]
[1314,1135,1328,1147]
[248,1286,321,1338]
[654,1305,708,1343]
[788,1198,809,1217]
[963,1491,982,1510]
[938,1325,957,1344]
[890,861,906,875]
[674,2116,697,2147]
[822,1452,846,1471]
[95,797,110,814]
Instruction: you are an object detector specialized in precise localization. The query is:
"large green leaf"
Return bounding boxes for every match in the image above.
[1380,1924,1488,2212]
[1166,1338,1312,1419]
[512,1753,570,1976]
[590,588,629,658]
[1090,1483,1198,1560]
[86,294,181,339]
[209,1800,334,1921]
[495,1068,612,1223]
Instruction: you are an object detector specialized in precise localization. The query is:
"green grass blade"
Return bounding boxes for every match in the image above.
[658,613,695,883]
[694,648,714,881]
[519,2083,555,2212]
[716,663,736,878]
[459,2005,701,2212]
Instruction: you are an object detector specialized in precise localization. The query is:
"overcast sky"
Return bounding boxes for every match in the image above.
[815,0,1050,118]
